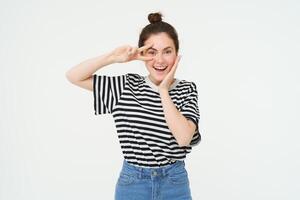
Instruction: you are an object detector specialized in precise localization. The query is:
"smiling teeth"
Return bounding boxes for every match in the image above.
[154,66,167,70]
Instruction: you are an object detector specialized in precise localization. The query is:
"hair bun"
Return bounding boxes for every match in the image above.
[148,12,163,24]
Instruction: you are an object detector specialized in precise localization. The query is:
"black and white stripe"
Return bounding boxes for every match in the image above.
[93,74,126,114]
[93,73,201,168]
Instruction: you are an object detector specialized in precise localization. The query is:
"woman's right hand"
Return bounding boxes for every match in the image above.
[110,43,154,63]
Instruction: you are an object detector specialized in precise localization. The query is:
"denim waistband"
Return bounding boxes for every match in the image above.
[121,159,186,178]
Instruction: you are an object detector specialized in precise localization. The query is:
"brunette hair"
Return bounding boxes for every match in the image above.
[138,12,179,53]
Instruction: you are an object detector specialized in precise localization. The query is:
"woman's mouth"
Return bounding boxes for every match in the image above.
[153,66,167,72]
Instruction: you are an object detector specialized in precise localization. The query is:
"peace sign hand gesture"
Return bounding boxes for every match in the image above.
[111,43,154,63]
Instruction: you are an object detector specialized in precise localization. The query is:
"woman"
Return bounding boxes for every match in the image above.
[66,12,201,200]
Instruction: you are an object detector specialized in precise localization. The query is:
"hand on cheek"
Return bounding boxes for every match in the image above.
[158,55,181,92]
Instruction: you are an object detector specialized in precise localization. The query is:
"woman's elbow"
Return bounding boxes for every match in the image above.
[177,136,193,147]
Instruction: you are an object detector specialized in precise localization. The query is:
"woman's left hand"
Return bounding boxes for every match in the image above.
[158,55,181,92]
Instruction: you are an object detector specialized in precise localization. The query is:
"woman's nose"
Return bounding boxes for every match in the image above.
[155,53,164,63]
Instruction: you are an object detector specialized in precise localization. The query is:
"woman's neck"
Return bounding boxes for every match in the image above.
[148,75,175,86]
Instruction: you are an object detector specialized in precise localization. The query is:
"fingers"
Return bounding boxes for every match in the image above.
[136,43,154,61]
[173,55,181,68]
[138,55,154,61]
[127,43,153,55]
[137,43,153,53]
[170,55,181,73]
[127,47,136,56]
[126,44,154,61]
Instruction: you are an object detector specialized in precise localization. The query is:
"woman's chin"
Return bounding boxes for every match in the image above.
[153,71,167,78]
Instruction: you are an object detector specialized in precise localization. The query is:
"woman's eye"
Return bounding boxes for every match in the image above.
[148,51,155,55]
[165,50,172,54]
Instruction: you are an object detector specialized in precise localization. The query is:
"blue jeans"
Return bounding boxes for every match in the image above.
[114,159,192,200]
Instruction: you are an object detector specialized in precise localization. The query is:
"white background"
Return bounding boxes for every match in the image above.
[1,0,299,199]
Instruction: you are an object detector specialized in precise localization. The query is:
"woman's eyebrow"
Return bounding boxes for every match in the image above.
[147,46,172,51]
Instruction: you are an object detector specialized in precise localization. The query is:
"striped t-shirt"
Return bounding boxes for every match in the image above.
[93,73,201,168]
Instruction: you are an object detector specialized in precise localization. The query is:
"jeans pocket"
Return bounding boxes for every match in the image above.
[167,167,189,185]
[117,172,136,186]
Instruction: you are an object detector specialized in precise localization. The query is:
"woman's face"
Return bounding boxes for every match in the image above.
[143,32,177,86]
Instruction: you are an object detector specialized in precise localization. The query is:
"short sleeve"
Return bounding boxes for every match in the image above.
[93,74,126,115]
[180,82,201,147]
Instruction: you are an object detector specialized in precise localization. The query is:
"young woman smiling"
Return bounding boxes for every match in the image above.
[66,12,201,200]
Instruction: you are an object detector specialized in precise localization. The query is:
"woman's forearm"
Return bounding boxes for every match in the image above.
[159,89,195,147]
[65,52,116,83]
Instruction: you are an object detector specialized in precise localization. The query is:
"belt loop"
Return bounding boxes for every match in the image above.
[138,167,142,179]
[162,163,171,177]
[162,167,166,177]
